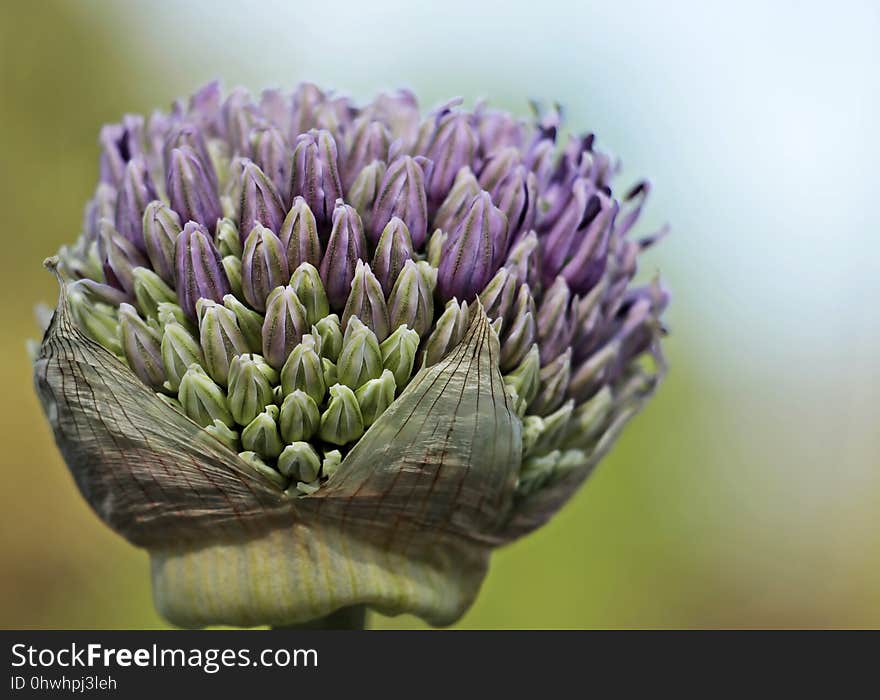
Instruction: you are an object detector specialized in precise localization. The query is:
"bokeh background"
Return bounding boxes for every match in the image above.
[2,0,878,629]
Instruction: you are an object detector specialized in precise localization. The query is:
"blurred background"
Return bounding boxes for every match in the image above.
[1,0,878,629]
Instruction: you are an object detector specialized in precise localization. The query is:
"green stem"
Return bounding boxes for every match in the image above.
[273,605,367,630]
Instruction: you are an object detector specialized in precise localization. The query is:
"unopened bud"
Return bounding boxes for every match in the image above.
[118,303,164,390]
[319,384,364,445]
[279,390,321,443]
[379,324,420,389]
[241,407,284,460]
[178,364,234,428]
[355,368,396,426]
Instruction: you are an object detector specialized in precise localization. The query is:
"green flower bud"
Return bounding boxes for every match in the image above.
[527,400,574,457]
[427,228,447,269]
[262,285,309,370]
[388,258,433,337]
[322,449,342,479]
[227,353,276,426]
[237,450,287,489]
[241,407,284,460]
[313,314,343,362]
[322,358,338,388]
[198,299,249,386]
[279,341,325,404]
[278,196,321,271]
[118,303,165,391]
[241,223,289,312]
[278,389,320,443]
[346,160,386,226]
[423,298,469,366]
[479,267,517,325]
[342,260,389,341]
[161,323,204,392]
[133,267,176,321]
[503,344,540,416]
[215,217,243,258]
[291,480,320,496]
[204,419,241,451]
[319,384,364,445]
[371,217,414,295]
[564,386,614,449]
[520,415,545,458]
[277,441,321,482]
[433,165,480,233]
[568,340,620,403]
[529,348,571,416]
[222,294,263,353]
[289,262,330,326]
[379,324,420,389]
[178,364,234,428]
[500,283,536,371]
[337,320,383,390]
[355,368,396,427]
[156,302,191,331]
[69,290,122,356]
[222,255,243,298]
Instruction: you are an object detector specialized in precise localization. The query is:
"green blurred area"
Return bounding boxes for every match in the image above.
[2,0,879,630]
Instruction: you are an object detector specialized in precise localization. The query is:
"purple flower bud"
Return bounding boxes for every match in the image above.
[141,201,181,285]
[238,160,286,238]
[474,108,525,155]
[558,198,617,295]
[536,276,575,364]
[115,157,157,252]
[387,259,434,338]
[432,166,480,234]
[241,224,290,312]
[290,83,327,137]
[260,88,290,135]
[370,155,430,248]
[320,202,367,311]
[163,123,218,191]
[419,107,479,206]
[346,161,386,232]
[101,220,147,295]
[370,217,414,295]
[67,278,130,307]
[118,303,165,391]
[279,196,321,271]
[250,125,291,201]
[504,230,541,291]
[289,129,343,225]
[186,81,222,129]
[488,165,537,246]
[167,146,222,232]
[84,183,117,244]
[436,191,509,303]
[342,117,391,190]
[342,260,390,341]
[262,286,309,369]
[361,90,421,149]
[221,88,259,156]
[500,283,536,371]
[174,221,231,319]
[99,116,143,186]
[529,347,572,416]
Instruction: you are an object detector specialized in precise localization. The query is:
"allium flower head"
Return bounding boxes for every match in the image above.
[33,81,668,628]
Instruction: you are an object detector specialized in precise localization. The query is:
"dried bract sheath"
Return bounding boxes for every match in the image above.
[33,83,668,629]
